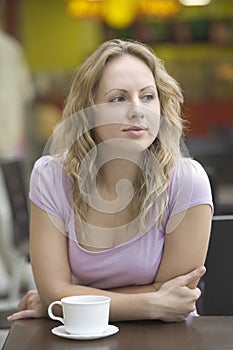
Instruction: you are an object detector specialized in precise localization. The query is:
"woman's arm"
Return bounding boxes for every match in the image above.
[109,204,211,295]
[155,204,212,288]
[8,202,210,322]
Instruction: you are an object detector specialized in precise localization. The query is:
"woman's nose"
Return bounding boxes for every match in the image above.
[127,103,144,120]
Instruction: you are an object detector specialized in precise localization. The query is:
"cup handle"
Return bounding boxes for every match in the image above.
[48,301,64,324]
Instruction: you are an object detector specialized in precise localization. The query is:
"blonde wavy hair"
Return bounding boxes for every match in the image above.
[50,39,185,232]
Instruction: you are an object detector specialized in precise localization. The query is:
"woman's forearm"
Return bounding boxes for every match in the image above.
[41,283,157,321]
[8,267,204,322]
[40,267,204,322]
[108,282,162,294]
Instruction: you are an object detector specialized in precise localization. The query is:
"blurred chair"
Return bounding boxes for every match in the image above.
[201,215,233,315]
[0,158,35,312]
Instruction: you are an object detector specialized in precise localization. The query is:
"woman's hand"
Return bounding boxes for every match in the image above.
[7,290,47,321]
[149,266,206,322]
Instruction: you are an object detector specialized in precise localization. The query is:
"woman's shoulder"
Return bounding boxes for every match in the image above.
[172,157,209,183]
[33,154,64,170]
[31,154,67,181]
[29,155,70,218]
[30,155,68,195]
[168,157,213,216]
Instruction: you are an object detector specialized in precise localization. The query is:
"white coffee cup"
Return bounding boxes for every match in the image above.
[48,295,111,335]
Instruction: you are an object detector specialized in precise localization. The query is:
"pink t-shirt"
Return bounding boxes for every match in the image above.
[29,156,213,289]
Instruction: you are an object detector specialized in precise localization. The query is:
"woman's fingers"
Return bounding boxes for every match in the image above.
[7,310,38,321]
[7,290,47,322]
[17,290,37,311]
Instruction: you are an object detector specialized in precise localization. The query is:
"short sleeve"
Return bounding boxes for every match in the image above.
[29,156,69,219]
[168,158,214,217]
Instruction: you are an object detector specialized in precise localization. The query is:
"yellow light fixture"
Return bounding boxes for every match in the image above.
[67,0,181,29]
[67,0,101,19]
[140,0,180,17]
[102,0,139,29]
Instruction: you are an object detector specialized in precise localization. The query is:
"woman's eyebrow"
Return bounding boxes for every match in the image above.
[104,85,156,96]
[104,88,127,96]
[140,85,157,92]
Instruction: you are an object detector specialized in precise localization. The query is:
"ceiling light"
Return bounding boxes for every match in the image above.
[179,0,211,6]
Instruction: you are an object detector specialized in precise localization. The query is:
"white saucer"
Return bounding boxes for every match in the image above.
[51,324,119,340]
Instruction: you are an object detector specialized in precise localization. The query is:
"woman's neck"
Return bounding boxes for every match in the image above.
[96,158,140,200]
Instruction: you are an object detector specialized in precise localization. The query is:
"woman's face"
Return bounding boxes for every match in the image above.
[94,54,161,152]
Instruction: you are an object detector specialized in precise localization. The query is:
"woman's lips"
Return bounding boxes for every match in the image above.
[123,126,147,137]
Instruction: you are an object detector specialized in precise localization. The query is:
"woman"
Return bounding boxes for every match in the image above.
[8,39,212,323]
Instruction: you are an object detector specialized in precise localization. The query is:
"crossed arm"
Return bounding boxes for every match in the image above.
[8,201,211,322]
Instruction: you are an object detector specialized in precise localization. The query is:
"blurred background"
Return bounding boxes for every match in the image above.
[0,0,232,340]
[1,0,232,203]
[1,0,233,192]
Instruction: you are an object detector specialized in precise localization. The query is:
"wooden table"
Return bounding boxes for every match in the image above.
[3,317,233,350]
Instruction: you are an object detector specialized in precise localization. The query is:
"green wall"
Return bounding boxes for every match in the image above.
[21,0,103,71]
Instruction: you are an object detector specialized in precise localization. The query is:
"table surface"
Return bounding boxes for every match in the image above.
[3,316,233,350]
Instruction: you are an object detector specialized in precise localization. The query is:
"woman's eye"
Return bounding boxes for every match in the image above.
[142,94,154,101]
[110,96,125,103]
